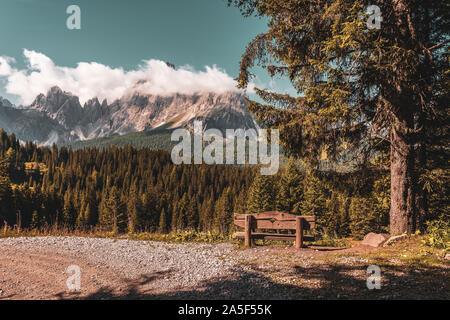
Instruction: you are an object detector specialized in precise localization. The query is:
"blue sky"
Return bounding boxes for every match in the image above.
[0,0,293,104]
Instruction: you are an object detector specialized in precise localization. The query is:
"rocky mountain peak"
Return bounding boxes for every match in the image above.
[29,86,84,129]
[0,88,257,145]
[31,86,82,114]
[0,97,13,108]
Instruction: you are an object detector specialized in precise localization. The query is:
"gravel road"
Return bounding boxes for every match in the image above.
[1,236,448,300]
[0,236,276,299]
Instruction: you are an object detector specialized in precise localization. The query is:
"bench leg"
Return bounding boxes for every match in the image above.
[245,215,252,248]
[295,217,304,249]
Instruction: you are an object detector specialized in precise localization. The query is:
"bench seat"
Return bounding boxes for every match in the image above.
[234,212,316,249]
[235,232,314,242]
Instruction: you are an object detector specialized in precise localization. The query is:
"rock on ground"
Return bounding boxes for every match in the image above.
[361,233,390,247]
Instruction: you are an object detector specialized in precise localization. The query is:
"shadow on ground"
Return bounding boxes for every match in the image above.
[65,262,449,300]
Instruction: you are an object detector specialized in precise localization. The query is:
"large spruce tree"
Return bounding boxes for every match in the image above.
[247,173,275,213]
[214,187,234,235]
[0,156,10,201]
[0,152,12,222]
[276,157,303,213]
[229,0,449,234]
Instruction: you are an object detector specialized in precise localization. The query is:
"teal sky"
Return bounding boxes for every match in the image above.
[0,0,291,104]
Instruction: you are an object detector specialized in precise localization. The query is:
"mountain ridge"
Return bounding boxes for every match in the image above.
[0,86,258,147]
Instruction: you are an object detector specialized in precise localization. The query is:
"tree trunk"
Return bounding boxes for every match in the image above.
[389,128,416,235]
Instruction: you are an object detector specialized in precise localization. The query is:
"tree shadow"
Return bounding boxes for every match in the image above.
[69,262,449,300]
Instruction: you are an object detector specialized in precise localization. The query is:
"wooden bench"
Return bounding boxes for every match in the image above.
[234,211,316,249]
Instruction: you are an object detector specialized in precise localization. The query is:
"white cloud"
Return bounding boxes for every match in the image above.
[0,49,247,105]
[0,56,16,76]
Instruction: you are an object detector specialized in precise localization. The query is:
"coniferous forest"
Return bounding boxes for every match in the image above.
[0,129,255,235]
[1,129,447,239]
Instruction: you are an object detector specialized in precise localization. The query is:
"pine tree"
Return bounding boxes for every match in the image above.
[99,187,126,233]
[175,194,189,231]
[5,147,16,178]
[30,210,39,230]
[76,210,86,229]
[200,197,214,231]
[142,187,159,232]
[276,158,303,213]
[323,191,350,237]
[324,192,341,236]
[83,203,92,228]
[127,184,143,233]
[300,170,327,228]
[62,191,75,227]
[233,189,248,214]
[171,203,179,232]
[349,197,377,239]
[186,197,199,231]
[98,190,113,231]
[111,187,127,234]
[0,155,12,225]
[0,156,11,202]
[229,0,449,235]
[246,173,275,213]
[158,208,167,233]
[214,188,234,235]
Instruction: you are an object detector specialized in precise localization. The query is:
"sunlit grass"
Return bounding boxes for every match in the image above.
[0,225,234,244]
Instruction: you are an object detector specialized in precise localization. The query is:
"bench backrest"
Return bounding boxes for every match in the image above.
[234,211,316,231]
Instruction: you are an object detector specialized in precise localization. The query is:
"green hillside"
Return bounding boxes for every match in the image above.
[68,127,358,172]
[69,127,177,151]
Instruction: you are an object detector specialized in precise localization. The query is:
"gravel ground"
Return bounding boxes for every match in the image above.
[0,236,245,299]
[0,236,448,300]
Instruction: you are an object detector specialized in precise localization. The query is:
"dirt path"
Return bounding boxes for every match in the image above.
[0,246,125,299]
[0,236,448,300]
[0,236,245,300]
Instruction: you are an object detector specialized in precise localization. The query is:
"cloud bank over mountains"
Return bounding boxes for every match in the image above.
[0,49,246,105]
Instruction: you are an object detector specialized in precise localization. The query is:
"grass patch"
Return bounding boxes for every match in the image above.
[0,225,122,239]
[128,230,233,243]
[357,236,447,267]
[0,226,234,244]
[310,234,353,248]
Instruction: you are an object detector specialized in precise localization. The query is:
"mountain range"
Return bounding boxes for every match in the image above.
[0,86,258,148]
